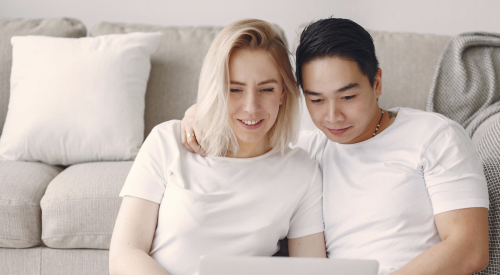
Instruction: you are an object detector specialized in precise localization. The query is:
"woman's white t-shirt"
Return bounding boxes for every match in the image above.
[120,120,324,275]
[296,107,489,275]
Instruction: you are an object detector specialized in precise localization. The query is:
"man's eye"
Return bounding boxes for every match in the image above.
[344,95,356,100]
[262,88,274,92]
[311,99,323,103]
[230,89,242,92]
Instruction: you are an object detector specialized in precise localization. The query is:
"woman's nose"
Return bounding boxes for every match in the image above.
[243,92,260,114]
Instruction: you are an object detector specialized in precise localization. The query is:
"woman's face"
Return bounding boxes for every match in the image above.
[227,49,285,153]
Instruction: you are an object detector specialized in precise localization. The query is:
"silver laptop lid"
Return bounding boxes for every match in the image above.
[200,256,379,275]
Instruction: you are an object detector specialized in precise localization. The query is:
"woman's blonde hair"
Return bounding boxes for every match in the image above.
[195,19,300,157]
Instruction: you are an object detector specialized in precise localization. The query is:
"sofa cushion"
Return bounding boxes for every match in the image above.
[40,161,132,249]
[0,32,161,165]
[91,23,222,139]
[41,247,109,275]
[0,247,42,275]
[0,18,86,137]
[0,161,62,248]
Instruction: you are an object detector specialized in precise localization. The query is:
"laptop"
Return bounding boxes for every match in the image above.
[199,256,379,275]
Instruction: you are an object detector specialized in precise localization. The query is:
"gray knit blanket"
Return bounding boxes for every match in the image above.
[476,119,500,275]
[426,32,500,137]
[427,32,500,274]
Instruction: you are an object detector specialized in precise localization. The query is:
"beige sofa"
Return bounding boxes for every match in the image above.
[0,17,497,275]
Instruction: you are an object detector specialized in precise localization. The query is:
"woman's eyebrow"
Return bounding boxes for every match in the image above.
[258,79,278,85]
[230,80,245,85]
[230,79,278,85]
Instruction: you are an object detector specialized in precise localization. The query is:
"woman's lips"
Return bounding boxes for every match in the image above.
[328,126,350,135]
[238,119,264,130]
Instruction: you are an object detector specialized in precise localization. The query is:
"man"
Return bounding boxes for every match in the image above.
[181,18,489,275]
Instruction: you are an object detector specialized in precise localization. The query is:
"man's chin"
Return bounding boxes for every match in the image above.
[321,129,351,144]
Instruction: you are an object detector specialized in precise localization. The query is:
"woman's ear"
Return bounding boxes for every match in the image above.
[280,87,286,105]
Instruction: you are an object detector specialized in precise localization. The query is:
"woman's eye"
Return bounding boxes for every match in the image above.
[343,95,356,100]
[261,88,274,92]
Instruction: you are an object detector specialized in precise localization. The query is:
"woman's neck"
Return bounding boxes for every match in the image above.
[230,138,272,158]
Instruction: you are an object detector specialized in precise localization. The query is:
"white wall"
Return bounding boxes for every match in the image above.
[1,0,499,48]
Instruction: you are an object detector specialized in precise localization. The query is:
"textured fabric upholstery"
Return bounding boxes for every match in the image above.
[0,247,41,275]
[370,30,451,111]
[90,23,223,139]
[40,161,132,249]
[90,22,287,139]
[40,247,108,275]
[0,247,109,275]
[0,18,86,136]
[0,161,62,248]
[476,118,500,274]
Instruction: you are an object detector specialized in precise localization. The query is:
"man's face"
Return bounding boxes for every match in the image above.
[302,56,382,144]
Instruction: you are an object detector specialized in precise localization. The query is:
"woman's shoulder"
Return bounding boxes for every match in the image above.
[283,146,320,172]
[149,120,182,144]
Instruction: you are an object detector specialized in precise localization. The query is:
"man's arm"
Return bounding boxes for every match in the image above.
[288,232,327,258]
[109,196,171,275]
[391,207,489,275]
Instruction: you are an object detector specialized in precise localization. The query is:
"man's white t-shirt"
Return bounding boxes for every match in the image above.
[296,107,489,275]
[120,120,324,275]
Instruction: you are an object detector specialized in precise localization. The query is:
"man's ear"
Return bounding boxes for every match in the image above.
[374,69,382,99]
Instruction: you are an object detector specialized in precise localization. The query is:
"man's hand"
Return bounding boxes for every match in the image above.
[180,104,205,156]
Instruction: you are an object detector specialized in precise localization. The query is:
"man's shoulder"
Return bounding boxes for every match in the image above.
[395,108,459,132]
[391,108,469,150]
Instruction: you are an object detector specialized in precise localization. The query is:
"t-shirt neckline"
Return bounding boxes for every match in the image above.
[206,147,278,162]
[334,107,404,148]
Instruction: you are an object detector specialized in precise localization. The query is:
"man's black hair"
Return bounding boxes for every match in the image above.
[295,18,379,89]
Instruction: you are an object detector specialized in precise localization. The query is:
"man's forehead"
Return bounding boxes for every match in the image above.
[302,57,367,91]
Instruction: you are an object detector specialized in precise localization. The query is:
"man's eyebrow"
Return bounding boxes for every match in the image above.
[303,90,322,96]
[337,83,359,92]
[303,83,360,96]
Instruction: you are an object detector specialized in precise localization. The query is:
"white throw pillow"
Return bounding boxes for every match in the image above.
[0,32,162,165]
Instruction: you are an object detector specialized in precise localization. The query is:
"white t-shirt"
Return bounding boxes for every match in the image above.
[120,120,324,275]
[296,107,489,275]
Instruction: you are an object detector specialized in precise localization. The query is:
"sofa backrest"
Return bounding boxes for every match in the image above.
[91,22,288,139]
[0,18,87,137]
[369,30,451,111]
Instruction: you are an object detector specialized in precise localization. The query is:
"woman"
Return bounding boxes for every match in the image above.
[109,19,326,275]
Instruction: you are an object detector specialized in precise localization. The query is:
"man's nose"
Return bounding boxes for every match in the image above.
[326,101,344,123]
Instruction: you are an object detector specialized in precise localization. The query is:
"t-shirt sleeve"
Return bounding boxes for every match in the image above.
[119,126,168,204]
[287,163,324,239]
[423,121,489,215]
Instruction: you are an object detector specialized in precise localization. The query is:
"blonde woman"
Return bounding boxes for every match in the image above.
[109,19,326,275]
